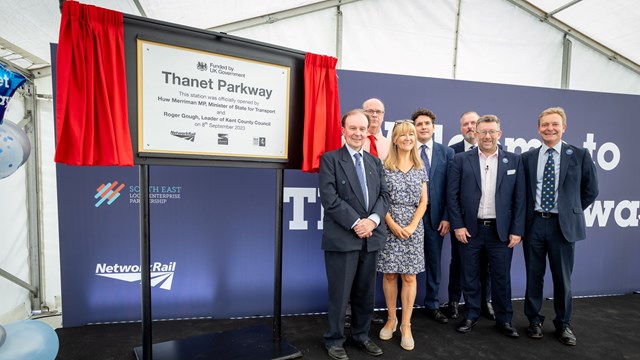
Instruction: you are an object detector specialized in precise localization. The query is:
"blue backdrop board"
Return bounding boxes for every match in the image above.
[57,70,640,327]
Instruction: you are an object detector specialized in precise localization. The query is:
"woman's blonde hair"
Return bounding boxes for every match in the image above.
[384,120,424,171]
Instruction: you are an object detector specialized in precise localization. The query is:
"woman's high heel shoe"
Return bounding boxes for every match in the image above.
[400,323,414,350]
[378,317,398,340]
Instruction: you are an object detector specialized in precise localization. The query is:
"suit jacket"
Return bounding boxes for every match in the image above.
[319,145,390,252]
[424,142,455,227]
[521,143,599,242]
[447,148,526,242]
[450,140,466,154]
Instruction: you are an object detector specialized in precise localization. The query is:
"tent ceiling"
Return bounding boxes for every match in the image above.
[1,0,639,76]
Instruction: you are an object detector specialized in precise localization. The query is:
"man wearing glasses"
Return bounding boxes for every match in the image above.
[362,98,391,161]
[447,115,525,338]
[447,111,495,321]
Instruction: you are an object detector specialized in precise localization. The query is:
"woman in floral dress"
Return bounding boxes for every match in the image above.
[376,120,428,351]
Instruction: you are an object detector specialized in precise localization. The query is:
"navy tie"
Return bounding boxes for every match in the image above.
[421,144,431,175]
[541,149,556,212]
[354,153,368,208]
[421,145,430,203]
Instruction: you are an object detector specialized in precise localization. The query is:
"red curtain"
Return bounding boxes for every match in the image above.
[301,53,342,173]
[54,1,133,166]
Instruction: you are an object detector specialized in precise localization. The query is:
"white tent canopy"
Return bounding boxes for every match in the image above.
[1,0,639,322]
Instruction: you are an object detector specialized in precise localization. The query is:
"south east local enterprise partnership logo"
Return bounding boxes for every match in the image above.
[95,181,125,207]
[96,261,177,290]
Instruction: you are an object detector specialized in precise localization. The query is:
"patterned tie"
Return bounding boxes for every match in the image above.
[368,134,378,157]
[541,149,556,212]
[354,153,368,208]
[468,145,476,151]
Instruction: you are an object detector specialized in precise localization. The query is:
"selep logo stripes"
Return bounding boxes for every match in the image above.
[95,181,125,207]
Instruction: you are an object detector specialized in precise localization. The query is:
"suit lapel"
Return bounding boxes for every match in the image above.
[468,148,482,189]
[339,147,367,210]
[430,144,440,178]
[497,149,506,189]
[529,147,541,201]
[363,152,379,211]
[559,143,571,189]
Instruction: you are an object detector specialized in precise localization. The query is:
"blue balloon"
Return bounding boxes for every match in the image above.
[0,63,27,125]
[0,119,30,179]
[0,320,59,360]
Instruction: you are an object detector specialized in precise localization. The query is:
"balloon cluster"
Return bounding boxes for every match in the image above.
[0,119,31,179]
[0,320,59,359]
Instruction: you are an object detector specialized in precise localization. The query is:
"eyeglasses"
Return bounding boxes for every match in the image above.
[364,109,385,116]
[393,119,414,128]
[476,130,499,136]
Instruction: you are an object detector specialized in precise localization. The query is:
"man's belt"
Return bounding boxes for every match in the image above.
[535,211,558,219]
[477,219,496,226]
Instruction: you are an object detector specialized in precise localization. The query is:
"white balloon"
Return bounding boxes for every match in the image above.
[0,320,59,360]
[0,119,30,179]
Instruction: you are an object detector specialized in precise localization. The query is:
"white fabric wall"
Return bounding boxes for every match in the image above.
[341,0,457,79]
[233,8,338,58]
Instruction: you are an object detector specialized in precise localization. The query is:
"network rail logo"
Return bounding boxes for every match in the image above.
[95,181,125,207]
[95,262,177,290]
[170,130,196,142]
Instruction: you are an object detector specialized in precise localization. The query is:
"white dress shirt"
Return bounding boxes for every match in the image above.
[477,149,499,219]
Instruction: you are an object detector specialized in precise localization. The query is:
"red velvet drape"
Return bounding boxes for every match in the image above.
[54,1,133,166]
[301,53,342,173]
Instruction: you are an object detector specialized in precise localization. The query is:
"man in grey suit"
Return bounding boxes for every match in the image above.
[447,114,525,338]
[411,108,455,324]
[320,109,389,360]
[521,107,598,346]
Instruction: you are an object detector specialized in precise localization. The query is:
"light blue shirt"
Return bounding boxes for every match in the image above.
[535,142,562,212]
[345,146,380,228]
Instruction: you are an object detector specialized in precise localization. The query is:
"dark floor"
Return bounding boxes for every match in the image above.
[56,294,640,360]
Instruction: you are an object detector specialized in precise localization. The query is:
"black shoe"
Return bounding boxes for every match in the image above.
[427,309,449,324]
[326,345,349,360]
[556,326,577,346]
[456,318,478,333]
[496,322,519,338]
[356,339,383,356]
[344,315,351,329]
[481,302,495,320]
[447,302,460,319]
[371,312,385,325]
[527,322,543,339]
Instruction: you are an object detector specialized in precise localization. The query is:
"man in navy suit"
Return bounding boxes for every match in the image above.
[411,108,455,324]
[521,107,598,346]
[320,109,389,360]
[447,114,525,338]
[447,111,494,321]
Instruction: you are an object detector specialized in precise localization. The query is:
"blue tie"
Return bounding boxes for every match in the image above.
[421,145,430,203]
[354,153,368,208]
[421,144,431,175]
[541,149,556,212]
